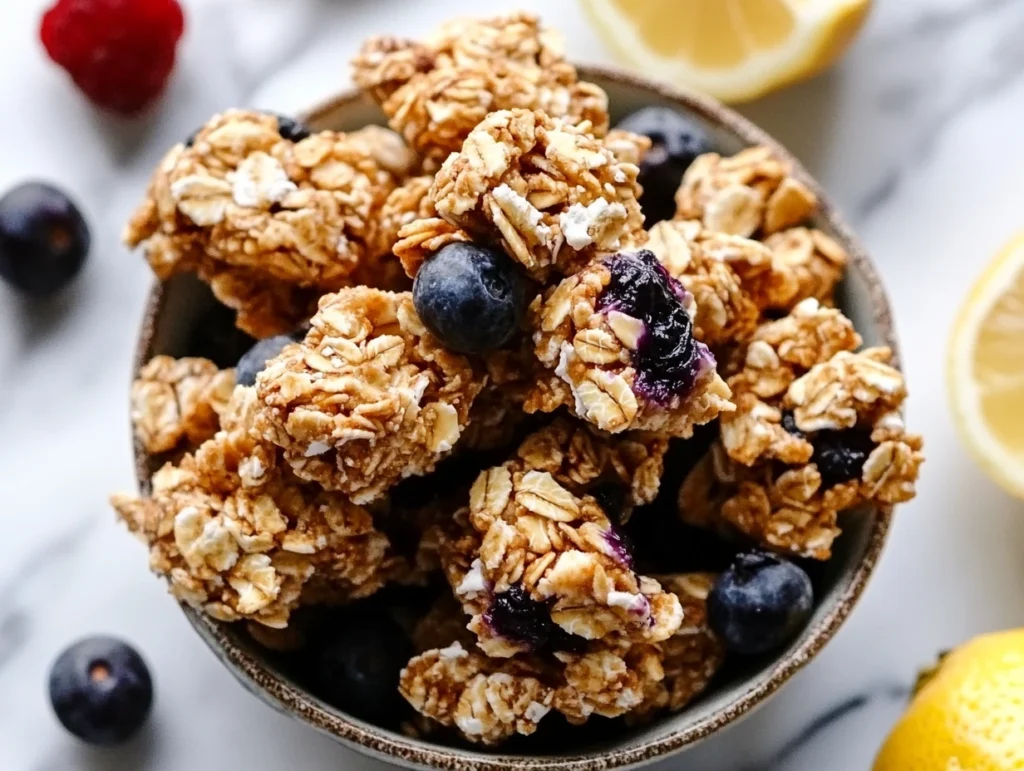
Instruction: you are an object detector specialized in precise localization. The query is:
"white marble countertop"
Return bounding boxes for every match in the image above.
[4,0,1024,769]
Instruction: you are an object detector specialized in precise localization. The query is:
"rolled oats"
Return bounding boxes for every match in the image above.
[352,13,609,163]
[426,108,644,281]
[527,252,733,436]
[674,146,816,238]
[254,287,485,503]
[124,110,411,336]
[113,386,393,627]
[131,356,235,454]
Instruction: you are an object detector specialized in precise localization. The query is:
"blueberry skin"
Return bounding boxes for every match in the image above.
[413,242,527,354]
[615,107,712,225]
[313,614,412,723]
[48,636,153,745]
[708,551,814,655]
[0,182,90,297]
[236,333,302,387]
[186,113,311,148]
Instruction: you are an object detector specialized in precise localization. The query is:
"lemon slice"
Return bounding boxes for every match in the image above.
[948,233,1024,499]
[580,0,873,103]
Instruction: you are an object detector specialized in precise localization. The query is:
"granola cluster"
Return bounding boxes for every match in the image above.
[123,110,417,336]
[679,299,924,560]
[114,386,397,628]
[118,11,923,748]
[400,570,721,745]
[352,13,609,163]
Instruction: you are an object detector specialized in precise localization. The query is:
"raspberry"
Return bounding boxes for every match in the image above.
[40,0,185,116]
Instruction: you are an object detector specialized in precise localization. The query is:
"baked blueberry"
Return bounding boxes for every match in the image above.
[708,550,814,655]
[597,249,714,404]
[236,333,302,387]
[781,411,805,438]
[0,181,90,297]
[48,636,153,745]
[185,113,311,148]
[313,613,412,722]
[487,584,585,653]
[615,107,711,225]
[413,241,527,353]
[274,114,312,143]
[812,428,876,488]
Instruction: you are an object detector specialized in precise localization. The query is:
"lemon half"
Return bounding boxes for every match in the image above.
[580,0,873,103]
[948,233,1024,499]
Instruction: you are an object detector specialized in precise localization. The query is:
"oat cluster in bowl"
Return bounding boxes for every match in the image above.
[113,12,923,748]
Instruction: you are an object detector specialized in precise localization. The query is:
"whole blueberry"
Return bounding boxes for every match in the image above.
[708,550,814,655]
[812,428,876,489]
[313,613,412,723]
[413,241,527,354]
[48,636,153,745]
[236,333,302,387]
[0,182,90,297]
[615,107,712,225]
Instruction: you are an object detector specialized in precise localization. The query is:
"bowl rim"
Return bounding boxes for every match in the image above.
[133,64,897,771]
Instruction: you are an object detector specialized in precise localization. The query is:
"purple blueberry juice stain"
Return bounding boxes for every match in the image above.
[485,584,586,653]
[602,527,635,569]
[596,249,714,404]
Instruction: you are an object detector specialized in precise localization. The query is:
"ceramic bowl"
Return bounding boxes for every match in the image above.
[132,66,897,771]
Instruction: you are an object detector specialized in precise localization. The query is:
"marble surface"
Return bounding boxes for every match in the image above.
[3,0,1024,769]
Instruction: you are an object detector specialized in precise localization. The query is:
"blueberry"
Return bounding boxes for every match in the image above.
[313,613,412,722]
[708,550,814,655]
[812,428,876,488]
[615,107,712,225]
[486,584,586,653]
[597,250,714,404]
[0,182,89,297]
[48,636,153,745]
[274,114,312,143]
[413,241,527,354]
[781,411,805,439]
[236,333,302,387]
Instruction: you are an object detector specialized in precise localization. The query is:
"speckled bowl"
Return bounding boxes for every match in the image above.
[132,67,897,771]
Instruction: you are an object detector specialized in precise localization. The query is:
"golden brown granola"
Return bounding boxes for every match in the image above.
[254,287,486,503]
[400,573,723,742]
[674,146,817,239]
[112,386,393,627]
[762,226,848,311]
[629,573,724,722]
[436,424,683,658]
[526,253,733,435]
[424,108,645,281]
[399,639,672,744]
[352,13,609,163]
[646,219,759,346]
[131,356,235,454]
[681,345,923,559]
[123,110,412,336]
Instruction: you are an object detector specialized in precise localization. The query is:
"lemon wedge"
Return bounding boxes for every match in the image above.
[580,0,873,103]
[948,233,1024,499]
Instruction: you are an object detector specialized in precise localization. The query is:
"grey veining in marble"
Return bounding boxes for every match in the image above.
[3,0,1024,769]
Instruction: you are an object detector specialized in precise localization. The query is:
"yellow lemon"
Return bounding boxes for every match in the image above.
[873,630,1024,771]
[948,233,1024,499]
[579,0,873,103]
